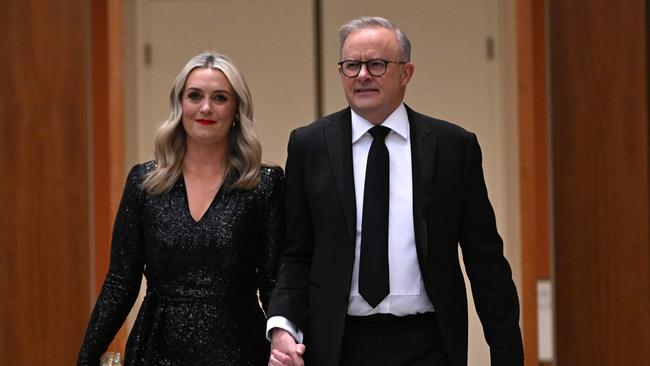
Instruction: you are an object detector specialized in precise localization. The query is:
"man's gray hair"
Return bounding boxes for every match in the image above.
[338,16,411,61]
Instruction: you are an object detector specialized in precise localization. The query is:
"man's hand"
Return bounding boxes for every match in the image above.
[268,328,306,366]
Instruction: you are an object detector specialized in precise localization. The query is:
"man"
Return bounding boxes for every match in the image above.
[267,16,523,366]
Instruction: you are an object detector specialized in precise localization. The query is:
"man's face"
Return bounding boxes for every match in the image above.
[339,27,414,124]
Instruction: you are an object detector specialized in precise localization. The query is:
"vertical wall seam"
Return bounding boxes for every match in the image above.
[85,0,96,305]
[313,0,323,118]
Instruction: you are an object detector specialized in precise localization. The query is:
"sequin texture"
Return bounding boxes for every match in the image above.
[77,162,284,366]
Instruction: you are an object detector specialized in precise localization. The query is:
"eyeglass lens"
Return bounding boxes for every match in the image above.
[341,60,388,77]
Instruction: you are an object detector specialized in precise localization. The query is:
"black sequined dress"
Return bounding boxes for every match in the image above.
[77,162,284,366]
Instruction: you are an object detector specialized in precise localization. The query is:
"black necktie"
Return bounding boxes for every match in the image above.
[359,125,391,308]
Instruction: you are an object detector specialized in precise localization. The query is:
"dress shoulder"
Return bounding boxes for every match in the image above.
[123,160,156,188]
[119,160,158,203]
[257,165,285,197]
[260,165,284,181]
[127,160,156,181]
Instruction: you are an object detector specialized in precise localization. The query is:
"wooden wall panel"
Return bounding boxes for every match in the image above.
[549,0,650,364]
[91,0,127,352]
[0,0,91,364]
[516,1,551,365]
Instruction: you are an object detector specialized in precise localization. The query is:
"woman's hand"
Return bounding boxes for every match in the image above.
[268,328,306,366]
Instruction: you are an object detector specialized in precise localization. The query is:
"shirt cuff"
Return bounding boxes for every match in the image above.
[266,316,304,343]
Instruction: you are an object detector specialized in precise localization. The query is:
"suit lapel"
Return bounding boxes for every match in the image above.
[323,106,437,259]
[325,109,356,242]
[407,106,437,267]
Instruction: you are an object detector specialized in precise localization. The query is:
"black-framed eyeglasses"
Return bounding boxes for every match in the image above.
[338,59,408,78]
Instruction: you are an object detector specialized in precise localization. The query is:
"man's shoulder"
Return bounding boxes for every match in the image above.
[291,107,350,138]
[302,107,350,129]
[407,107,474,144]
[406,105,474,139]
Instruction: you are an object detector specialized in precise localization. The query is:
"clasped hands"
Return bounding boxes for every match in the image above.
[268,328,306,366]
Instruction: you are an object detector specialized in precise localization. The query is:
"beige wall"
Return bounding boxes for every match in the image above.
[127,0,316,168]
[124,1,521,363]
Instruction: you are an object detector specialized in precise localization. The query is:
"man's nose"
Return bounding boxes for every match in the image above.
[357,64,372,80]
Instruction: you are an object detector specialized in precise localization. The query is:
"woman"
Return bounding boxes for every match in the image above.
[77,52,284,365]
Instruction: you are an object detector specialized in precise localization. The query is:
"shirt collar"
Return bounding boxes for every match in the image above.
[351,103,409,143]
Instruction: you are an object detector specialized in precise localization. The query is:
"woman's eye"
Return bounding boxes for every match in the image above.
[187,91,202,100]
[214,94,228,102]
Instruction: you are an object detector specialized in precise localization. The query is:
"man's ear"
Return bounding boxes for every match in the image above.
[402,63,415,86]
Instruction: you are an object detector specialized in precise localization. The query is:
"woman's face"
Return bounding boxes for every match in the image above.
[181,67,237,148]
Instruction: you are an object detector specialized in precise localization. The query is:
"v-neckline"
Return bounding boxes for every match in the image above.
[181,175,224,224]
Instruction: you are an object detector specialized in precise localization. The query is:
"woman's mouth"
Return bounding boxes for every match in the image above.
[196,119,217,125]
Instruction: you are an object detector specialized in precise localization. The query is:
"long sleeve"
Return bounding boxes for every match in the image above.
[77,165,146,365]
[458,133,524,365]
[256,167,285,311]
[266,130,314,332]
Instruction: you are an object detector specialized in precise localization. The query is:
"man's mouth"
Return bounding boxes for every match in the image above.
[355,88,379,94]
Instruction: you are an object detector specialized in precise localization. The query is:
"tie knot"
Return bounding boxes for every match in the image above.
[369,125,391,141]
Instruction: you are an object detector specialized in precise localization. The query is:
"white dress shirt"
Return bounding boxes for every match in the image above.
[267,104,434,342]
[347,103,434,315]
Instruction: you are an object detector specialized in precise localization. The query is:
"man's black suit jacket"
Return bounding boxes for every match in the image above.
[268,105,524,366]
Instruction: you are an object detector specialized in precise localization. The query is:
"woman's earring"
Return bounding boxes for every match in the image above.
[233,112,240,127]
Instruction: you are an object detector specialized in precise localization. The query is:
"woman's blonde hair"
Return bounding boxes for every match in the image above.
[141,51,262,194]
